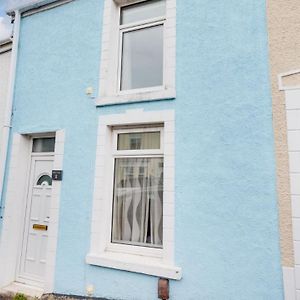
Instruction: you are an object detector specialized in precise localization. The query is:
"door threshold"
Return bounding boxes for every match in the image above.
[1,282,44,298]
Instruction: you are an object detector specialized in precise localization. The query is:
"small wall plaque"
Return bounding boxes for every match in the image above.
[52,170,63,181]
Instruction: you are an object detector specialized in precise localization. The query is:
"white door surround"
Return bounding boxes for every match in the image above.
[0,130,65,294]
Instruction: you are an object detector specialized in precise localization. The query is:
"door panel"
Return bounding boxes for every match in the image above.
[19,156,53,283]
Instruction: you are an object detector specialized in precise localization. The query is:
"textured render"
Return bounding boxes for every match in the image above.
[267,0,300,267]
[282,73,300,87]
[2,0,283,299]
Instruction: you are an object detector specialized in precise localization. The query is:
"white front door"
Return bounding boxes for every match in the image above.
[18,156,53,286]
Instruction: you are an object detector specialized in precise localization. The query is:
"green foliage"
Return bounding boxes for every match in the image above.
[13,294,28,300]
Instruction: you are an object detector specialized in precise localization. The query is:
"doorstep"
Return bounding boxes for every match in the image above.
[41,294,110,300]
[0,282,44,298]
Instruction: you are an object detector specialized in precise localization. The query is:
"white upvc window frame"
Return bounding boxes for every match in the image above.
[109,126,164,252]
[97,0,176,106]
[117,8,166,94]
[113,126,164,155]
[86,109,181,280]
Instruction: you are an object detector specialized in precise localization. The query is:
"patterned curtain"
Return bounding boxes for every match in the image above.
[112,157,163,247]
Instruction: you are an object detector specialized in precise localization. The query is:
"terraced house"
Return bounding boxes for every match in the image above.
[1,0,300,299]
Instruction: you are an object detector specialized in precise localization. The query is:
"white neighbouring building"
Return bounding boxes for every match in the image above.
[0,39,12,201]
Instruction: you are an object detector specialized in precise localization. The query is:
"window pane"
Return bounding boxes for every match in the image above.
[120,25,163,90]
[112,157,163,248]
[32,138,55,152]
[120,0,166,25]
[118,131,160,150]
[37,175,52,186]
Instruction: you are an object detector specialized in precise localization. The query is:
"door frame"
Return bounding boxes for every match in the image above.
[16,153,54,288]
[0,130,65,293]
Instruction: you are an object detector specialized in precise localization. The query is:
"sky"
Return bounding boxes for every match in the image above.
[0,0,33,41]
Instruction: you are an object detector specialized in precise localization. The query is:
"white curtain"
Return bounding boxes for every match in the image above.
[112,157,163,247]
[118,131,160,150]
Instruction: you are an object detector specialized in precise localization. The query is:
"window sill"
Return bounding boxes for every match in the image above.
[86,252,182,280]
[96,88,176,106]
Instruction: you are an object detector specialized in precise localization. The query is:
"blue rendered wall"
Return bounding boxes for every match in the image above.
[6,0,283,299]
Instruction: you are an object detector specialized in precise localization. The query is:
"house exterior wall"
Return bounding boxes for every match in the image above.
[0,0,284,299]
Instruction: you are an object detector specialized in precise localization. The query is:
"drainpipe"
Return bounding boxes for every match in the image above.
[0,10,21,215]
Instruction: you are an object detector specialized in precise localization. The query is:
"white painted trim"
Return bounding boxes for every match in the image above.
[282,267,296,300]
[97,89,176,106]
[86,252,181,280]
[44,129,65,293]
[7,0,73,15]
[0,130,65,294]
[278,69,300,91]
[87,109,181,280]
[114,0,147,5]
[0,10,20,214]
[96,0,176,106]
[282,87,300,299]
[21,0,74,17]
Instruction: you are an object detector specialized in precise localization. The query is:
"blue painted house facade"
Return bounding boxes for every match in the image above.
[0,0,284,299]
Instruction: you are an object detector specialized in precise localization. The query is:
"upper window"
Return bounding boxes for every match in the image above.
[119,0,165,91]
[98,0,176,105]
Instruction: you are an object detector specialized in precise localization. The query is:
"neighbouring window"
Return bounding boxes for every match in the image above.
[119,0,165,91]
[111,128,164,248]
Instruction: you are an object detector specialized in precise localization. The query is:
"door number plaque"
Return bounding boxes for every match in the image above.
[52,170,63,181]
[33,224,48,231]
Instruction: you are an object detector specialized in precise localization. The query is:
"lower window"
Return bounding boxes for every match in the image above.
[87,109,181,280]
[112,144,164,248]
